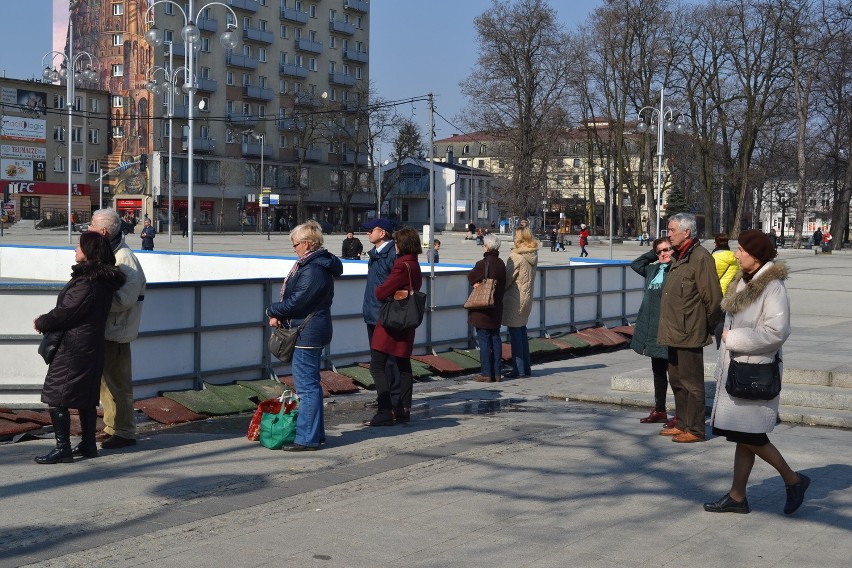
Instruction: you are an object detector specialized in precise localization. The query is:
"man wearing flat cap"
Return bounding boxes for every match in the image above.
[658,212,722,443]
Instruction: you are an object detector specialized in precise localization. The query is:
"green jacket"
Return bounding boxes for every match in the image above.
[629,249,669,359]
[657,240,722,348]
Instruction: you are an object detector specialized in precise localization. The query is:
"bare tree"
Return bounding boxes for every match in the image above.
[459,0,572,219]
[215,159,243,233]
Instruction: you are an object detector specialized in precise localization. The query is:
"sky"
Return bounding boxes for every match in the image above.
[0,0,602,145]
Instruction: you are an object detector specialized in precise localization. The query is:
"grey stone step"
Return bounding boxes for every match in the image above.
[613,366,852,390]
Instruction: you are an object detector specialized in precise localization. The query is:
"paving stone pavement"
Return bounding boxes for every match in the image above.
[2,229,851,567]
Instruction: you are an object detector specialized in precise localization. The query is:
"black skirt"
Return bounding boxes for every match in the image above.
[712,426,770,446]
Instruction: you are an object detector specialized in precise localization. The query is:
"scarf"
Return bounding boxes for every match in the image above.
[647,263,668,290]
[279,247,326,299]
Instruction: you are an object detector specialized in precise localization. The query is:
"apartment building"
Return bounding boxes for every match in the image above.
[1,77,110,224]
[70,0,371,232]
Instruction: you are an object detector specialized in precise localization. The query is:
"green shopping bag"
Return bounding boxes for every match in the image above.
[259,395,298,449]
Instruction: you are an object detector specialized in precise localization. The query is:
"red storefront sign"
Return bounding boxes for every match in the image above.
[172,199,188,211]
[116,199,142,209]
[199,200,214,212]
[0,181,91,196]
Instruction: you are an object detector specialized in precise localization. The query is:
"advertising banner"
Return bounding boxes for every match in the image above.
[2,159,33,181]
[0,88,48,116]
[1,117,47,143]
[1,144,46,160]
[0,181,91,196]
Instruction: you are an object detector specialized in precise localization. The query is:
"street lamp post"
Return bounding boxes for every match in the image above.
[41,2,98,245]
[144,0,239,252]
[145,43,185,243]
[256,133,268,241]
[637,87,688,238]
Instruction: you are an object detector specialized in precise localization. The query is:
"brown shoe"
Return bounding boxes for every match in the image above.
[473,375,495,383]
[639,409,668,424]
[659,427,685,436]
[95,431,111,442]
[672,432,704,443]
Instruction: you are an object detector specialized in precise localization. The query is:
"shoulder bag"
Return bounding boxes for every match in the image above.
[464,260,497,309]
[379,262,426,331]
[38,331,65,365]
[725,353,782,400]
[268,312,317,363]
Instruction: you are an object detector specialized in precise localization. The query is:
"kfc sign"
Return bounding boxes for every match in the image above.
[0,181,90,196]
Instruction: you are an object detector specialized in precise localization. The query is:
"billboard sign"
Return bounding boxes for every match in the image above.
[2,159,34,181]
[1,117,47,142]
[1,144,46,160]
[1,87,48,116]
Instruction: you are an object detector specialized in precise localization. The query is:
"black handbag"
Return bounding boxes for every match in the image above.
[725,353,782,400]
[268,312,316,363]
[38,331,65,365]
[379,263,426,331]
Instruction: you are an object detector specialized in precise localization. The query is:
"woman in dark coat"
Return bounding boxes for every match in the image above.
[363,227,423,426]
[267,221,343,450]
[630,237,674,424]
[33,232,126,464]
[467,233,507,382]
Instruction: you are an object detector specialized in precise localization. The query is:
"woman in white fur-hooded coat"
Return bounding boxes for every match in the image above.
[703,229,810,517]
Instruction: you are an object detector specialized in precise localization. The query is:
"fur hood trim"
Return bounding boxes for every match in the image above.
[720,261,788,314]
[71,261,126,291]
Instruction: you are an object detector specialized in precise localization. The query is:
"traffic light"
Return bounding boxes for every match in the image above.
[139,153,148,172]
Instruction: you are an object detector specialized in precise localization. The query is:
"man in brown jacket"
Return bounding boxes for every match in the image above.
[658,213,722,443]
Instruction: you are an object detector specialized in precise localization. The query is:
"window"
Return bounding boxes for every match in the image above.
[243,16,251,29]
[242,74,251,86]
[88,159,99,174]
[71,127,82,143]
[355,66,361,79]
[259,76,267,88]
[113,126,125,138]
[199,96,210,111]
[479,144,487,155]
[573,158,580,168]
[356,15,363,28]
[54,156,64,172]
[309,4,317,17]
[163,30,174,43]
[164,3,173,14]
[226,100,234,113]
[342,39,349,51]
[259,47,267,62]
[199,125,209,139]
[279,135,287,148]
[279,51,287,64]
[113,34,123,46]
[478,159,485,168]
[53,126,64,141]
[258,105,266,118]
[200,37,210,52]
[226,71,234,85]
[462,145,470,155]
[53,94,65,109]
[572,175,580,185]
[296,55,304,67]
[329,9,336,21]
[112,64,123,77]
[356,41,364,52]
[225,130,234,143]
[112,95,123,108]
[279,79,287,93]
[309,58,317,71]
[243,44,252,57]
[329,61,336,74]
[88,129,99,144]
[163,121,171,137]
[328,89,336,101]
[329,36,336,49]
[242,102,251,115]
[280,25,287,39]
[90,98,99,112]
[74,96,83,111]
[200,66,211,79]
[71,158,82,173]
[112,3,123,16]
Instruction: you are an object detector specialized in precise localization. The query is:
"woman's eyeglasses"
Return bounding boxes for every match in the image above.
[656,247,674,256]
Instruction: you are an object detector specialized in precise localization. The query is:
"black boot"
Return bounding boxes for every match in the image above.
[71,408,98,458]
[35,407,74,464]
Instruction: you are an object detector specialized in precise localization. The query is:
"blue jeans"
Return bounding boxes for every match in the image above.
[476,328,502,380]
[291,347,324,448]
[507,326,531,376]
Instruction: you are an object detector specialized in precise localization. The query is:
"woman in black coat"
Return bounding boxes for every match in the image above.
[630,237,675,425]
[33,232,126,464]
[467,233,507,382]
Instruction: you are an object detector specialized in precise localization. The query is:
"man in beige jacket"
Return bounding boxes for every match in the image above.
[88,209,146,450]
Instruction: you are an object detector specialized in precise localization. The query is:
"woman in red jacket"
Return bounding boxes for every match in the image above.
[363,227,423,426]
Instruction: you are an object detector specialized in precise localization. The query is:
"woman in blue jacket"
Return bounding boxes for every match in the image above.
[267,221,343,451]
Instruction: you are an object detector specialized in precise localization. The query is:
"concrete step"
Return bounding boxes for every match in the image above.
[609,368,852,429]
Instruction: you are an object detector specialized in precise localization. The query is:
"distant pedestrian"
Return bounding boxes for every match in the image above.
[426,239,441,263]
[180,214,188,238]
[578,224,589,257]
[549,228,557,252]
[140,219,156,251]
[341,231,364,259]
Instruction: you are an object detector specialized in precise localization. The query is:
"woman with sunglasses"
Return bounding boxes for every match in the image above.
[630,238,676,424]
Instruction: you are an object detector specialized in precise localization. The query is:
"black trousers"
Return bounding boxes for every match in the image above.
[651,356,669,412]
[369,350,413,411]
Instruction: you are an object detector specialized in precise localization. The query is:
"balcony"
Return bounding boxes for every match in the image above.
[301,147,323,162]
[242,85,274,101]
[197,17,218,33]
[278,117,305,131]
[279,63,308,79]
[226,53,258,70]
[168,42,187,59]
[343,151,369,166]
[242,27,273,44]
[295,38,323,54]
[172,104,188,119]
[343,50,369,63]
[329,72,355,87]
[280,8,308,24]
[226,0,258,13]
[196,77,218,93]
[294,94,323,108]
[343,0,369,13]
[329,19,356,35]
[242,141,275,158]
[184,138,215,153]
[227,112,257,127]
